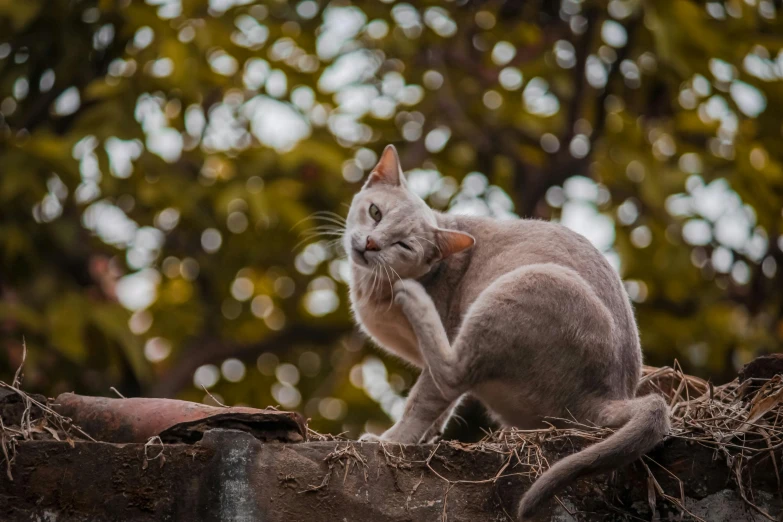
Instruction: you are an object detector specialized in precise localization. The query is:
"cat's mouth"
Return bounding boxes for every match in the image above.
[352,247,369,265]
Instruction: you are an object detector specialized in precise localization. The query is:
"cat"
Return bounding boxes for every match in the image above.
[343,144,669,519]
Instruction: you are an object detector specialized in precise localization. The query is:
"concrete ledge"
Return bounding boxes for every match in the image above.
[2,429,780,521]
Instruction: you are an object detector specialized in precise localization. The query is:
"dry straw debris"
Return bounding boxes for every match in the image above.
[0,341,95,480]
[473,362,783,521]
[3,354,782,520]
[307,362,783,521]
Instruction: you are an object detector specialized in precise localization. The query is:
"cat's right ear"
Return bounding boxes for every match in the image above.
[364,145,404,189]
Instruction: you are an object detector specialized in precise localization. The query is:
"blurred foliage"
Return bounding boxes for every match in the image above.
[0,0,782,437]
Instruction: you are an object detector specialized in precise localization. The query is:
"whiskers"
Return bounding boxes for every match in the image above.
[356,263,381,308]
[292,210,409,312]
[292,211,347,252]
[411,234,439,254]
[362,253,403,312]
[385,263,404,311]
[350,250,403,311]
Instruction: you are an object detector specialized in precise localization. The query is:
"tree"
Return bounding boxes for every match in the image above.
[1,0,782,436]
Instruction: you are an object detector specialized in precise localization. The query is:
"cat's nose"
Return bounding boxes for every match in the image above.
[366,236,380,251]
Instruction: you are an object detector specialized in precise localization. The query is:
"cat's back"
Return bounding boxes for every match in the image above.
[445,215,608,280]
[441,215,634,334]
[441,214,641,394]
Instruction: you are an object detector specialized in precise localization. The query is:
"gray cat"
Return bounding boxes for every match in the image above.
[342,145,669,519]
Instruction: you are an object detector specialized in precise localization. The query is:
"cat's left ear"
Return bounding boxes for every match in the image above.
[364,144,405,188]
[435,229,475,259]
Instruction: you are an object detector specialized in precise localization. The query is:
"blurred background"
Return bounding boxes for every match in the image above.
[0,0,782,438]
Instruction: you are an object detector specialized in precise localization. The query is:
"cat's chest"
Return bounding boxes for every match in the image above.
[352,294,424,367]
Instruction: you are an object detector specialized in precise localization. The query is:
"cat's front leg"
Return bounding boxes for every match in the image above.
[394,280,452,364]
[359,369,456,444]
[393,279,464,397]
[357,284,460,444]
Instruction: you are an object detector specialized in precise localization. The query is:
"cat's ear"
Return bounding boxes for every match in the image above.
[364,145,405,188]
[435,229,475,259]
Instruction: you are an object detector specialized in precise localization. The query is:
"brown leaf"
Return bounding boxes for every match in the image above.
[746,387,783,426]
[43,426,61,441]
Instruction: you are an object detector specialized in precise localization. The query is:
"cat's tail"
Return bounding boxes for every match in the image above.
[517,393,669,520]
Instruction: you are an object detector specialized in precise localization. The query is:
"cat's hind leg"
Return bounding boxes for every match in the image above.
[394,264,619,422]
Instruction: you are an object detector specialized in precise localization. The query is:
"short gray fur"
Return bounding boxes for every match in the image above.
[344,145,670,520]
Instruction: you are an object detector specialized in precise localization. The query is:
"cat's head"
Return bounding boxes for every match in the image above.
[343,145,475,280]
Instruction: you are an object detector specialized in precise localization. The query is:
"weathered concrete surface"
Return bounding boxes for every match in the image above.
[1,429,780,521]
[687,490,780,522]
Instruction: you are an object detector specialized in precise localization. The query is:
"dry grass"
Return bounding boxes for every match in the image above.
[0,342,95,480]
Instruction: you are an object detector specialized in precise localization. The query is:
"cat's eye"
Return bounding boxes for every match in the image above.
[369,203,382,222]
[396,241,413,252]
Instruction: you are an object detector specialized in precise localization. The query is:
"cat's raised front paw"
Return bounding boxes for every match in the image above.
[393,279,430,314]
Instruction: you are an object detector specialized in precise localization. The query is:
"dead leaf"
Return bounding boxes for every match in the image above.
[746,387,783,426]
[43,426,61,441]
